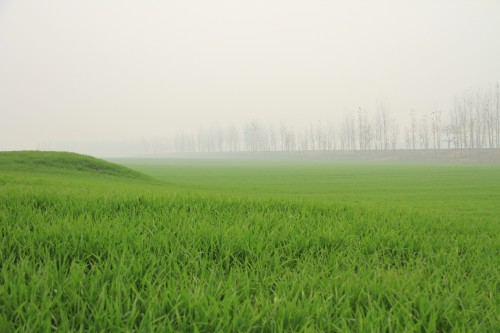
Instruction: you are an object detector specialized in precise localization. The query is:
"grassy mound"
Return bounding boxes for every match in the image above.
[0,151,147,179]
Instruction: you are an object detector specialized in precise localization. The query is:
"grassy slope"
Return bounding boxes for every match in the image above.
[1,152,499,332]
[0,151,147,179]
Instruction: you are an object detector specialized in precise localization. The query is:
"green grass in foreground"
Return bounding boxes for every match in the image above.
[1,152,499,332]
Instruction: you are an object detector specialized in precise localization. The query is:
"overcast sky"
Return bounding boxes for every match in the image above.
[1,0,499,152]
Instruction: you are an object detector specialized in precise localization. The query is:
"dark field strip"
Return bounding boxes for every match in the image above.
[1,187,499,332]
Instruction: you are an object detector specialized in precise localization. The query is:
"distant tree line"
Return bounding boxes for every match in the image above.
[165,85,500,153]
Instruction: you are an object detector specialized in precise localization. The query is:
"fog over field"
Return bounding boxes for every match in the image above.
[2,3,500,330]
[1,0,499,156]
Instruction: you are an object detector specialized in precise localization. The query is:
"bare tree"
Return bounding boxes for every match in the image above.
[279,121,287,151]
[327,122,337,150]
[431,109,442,149]
[449,99,462,149]
[404,127,411,149]
[496,83,500,148]
[419,114,430,149]
[458,98,469,149]
[358,108,372,150]
[339,113,356,150]
[226,125,240,152]
[374,104,382,149]
[410,109,417,149]
[390,118,399,150]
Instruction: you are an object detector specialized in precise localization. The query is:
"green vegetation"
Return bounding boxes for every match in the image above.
[0,151,147,179]
[1,152,499,332]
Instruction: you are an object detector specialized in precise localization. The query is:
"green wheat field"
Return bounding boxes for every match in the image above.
[1,151,499,332]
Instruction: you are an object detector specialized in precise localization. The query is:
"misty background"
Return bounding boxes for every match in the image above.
[1,0,499,156]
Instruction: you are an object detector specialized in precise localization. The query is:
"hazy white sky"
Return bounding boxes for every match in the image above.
[1,0,499,151]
